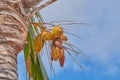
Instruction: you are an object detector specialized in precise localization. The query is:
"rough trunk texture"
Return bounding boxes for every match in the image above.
[0,46,18,80]
[0,3,28,79]
[0,14,28,80]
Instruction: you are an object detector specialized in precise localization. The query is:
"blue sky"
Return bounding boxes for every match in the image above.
[17,0,120,80]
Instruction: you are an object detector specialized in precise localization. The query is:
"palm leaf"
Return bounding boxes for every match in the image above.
[24,12,49,80]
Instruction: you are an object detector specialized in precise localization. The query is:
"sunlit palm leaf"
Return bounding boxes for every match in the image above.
[24,12,49,80]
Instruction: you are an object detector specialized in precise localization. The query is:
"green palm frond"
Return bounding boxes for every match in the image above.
[24,12,48,80]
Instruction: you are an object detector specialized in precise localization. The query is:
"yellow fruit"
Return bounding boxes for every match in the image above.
[59,53,65,67]
[41,30,53,40]
[34,34,44,52]
[59,48,65,67]
[61,35,68,41]
[51,46,60,61]
[51,25,63,38]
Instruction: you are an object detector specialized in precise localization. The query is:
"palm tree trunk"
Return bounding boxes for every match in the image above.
[0,12,28,80]
[0,46,17,80]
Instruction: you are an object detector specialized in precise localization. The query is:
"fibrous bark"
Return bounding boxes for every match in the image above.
[0,1,28,80]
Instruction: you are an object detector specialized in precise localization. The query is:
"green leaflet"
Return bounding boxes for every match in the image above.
[24,12,49,80]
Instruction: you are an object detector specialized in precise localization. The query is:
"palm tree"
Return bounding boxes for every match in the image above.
[0,0,56,80]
